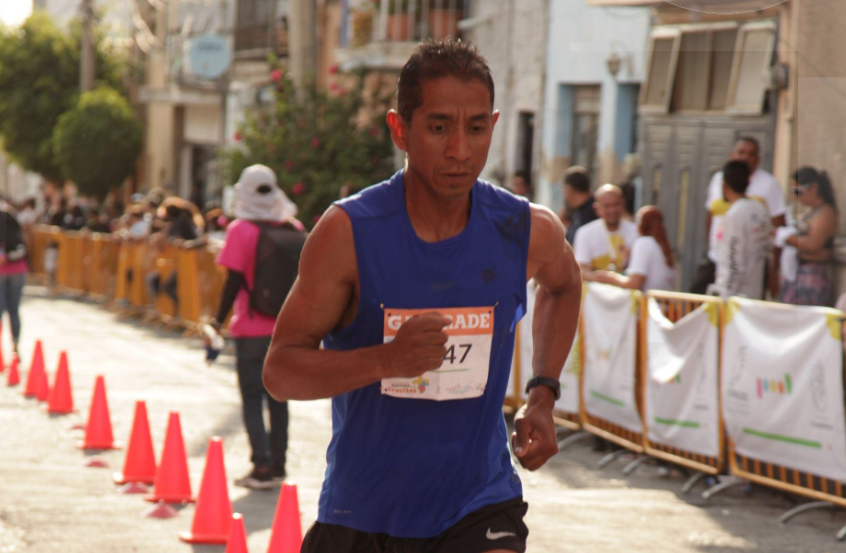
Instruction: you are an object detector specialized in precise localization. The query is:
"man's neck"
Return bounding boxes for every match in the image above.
[604,220,620,232]
[726,192,745,204]
[574,192,592,209]
[404,168,472,243]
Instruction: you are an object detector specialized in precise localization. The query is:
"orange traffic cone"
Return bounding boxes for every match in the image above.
[266,483,302,553]
[36,367,50,402]
[225,513,249,553]
[179,437,233,544]
[145,412,193,504]
[76,375,121,450]
[7,356,20,387]
[113,401,156,485]
[46,351,74,414]
[24,340,45,397]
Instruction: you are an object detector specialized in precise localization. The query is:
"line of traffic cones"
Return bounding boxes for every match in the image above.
[2,338,304,552]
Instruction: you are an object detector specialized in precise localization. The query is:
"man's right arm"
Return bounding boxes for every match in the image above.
[263,207,449,401]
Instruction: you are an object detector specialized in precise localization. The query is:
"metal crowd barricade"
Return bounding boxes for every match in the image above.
[579,286,645,464]
[727,316,846,541]
[708,302,846,542]
[641,291,726,492]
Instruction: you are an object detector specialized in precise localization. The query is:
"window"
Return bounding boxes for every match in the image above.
[641,33,680,113]
[640,21,774,115]
[727,23,776,113]
[572,86,601,183]
[709,29,738,110]
[674,32,710,111]
[515,112,535,176]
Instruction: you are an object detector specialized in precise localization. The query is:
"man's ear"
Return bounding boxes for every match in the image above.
[386,110,408,152]
[491,109,500,128]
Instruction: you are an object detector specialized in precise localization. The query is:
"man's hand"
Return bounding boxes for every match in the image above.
[512,386,558,471]
[381,313,451,379]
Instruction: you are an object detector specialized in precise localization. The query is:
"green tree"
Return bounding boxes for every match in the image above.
[0,13,130,181]
[225,67,397,227]
[52,87,142,199]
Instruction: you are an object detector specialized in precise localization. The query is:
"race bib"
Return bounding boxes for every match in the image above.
[381,306,495,401]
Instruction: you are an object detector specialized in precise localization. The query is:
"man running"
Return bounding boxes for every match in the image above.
[264,39,581,553]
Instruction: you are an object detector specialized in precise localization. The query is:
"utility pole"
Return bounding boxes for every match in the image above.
[80,0,96,92]
[288,0,317,87]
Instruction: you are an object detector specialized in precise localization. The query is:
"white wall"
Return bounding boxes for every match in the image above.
[538,0,650,212]
[464,0,547,189]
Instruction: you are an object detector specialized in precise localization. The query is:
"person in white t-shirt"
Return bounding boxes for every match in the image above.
[712,161,772,300]
[592,206,677,292]
[691,137,786,296]
[573,184,640,280]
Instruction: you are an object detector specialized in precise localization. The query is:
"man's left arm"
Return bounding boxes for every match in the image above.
[512,204,582,471]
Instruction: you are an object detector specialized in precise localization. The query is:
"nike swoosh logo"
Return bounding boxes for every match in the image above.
[486,528,517,540]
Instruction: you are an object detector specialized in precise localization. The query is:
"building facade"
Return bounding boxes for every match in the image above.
[537,1,651,214]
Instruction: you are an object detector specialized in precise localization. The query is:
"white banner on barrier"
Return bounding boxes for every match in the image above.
[722,298,846,482]
[513,283,580,415]
[582,283,642,433]
[645,298,720,458]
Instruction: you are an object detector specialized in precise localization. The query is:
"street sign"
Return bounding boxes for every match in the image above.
[188,34,232,80]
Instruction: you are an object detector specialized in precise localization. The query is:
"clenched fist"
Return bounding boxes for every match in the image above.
[382,313,451,379]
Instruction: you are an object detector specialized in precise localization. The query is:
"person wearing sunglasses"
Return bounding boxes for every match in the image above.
[778,167,838,306]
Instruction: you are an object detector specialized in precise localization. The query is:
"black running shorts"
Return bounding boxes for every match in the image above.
[301,497,529,553]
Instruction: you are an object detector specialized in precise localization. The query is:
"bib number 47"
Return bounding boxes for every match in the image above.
[443,344,472,364]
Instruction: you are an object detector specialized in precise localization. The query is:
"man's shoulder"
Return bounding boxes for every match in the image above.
[334,177,399,221]
[579,218,605,234]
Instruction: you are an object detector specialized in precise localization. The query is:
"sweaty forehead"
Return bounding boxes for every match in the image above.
[417,77,493,116]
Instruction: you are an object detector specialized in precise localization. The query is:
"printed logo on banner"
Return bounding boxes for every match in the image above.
[756,374,792,399]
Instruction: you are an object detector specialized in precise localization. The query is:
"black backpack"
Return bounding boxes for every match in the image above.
[249,221,307,318]
[0,207,27,262]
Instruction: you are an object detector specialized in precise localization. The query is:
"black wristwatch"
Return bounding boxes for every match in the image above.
[525,376,561,401]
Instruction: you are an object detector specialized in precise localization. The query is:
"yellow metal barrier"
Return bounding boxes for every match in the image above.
[579,286,645,454]
[641,291,726,477]
[726,316,846,509]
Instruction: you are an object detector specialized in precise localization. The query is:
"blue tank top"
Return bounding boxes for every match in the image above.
[319,171,530,538]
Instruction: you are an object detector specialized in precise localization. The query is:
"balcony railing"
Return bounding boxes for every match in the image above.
[345,0,465,48]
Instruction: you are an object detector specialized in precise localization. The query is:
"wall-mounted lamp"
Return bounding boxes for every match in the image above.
[606,51,622,78]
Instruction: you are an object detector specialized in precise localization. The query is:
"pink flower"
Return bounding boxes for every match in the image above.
[313,214,321,224]
[292,182,305,195]
[233,131,242,141]
[310,137,321,149]
[329,64,339,75]
[284,159,294,171]
[270,69,282,82]
[338,87,347,97]
[329,81,339,91]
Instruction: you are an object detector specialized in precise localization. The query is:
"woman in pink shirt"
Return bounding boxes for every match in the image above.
[0,201,29,357]
[209,165,306,490]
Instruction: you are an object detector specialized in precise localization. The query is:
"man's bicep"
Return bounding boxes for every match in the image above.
[529,205,580,293]
[273,207,357,348]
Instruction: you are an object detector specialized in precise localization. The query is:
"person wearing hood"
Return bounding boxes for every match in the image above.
[209,164,305,490]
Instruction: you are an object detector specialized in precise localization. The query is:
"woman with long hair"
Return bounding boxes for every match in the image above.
[592,205,677,292]
[779,166,838,306]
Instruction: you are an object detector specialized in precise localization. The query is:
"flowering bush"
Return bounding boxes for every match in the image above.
[225,66,396,228]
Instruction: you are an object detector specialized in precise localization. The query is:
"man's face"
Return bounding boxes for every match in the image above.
[389,77,498,201]
[730,140,759,173]
[595,191,624,227]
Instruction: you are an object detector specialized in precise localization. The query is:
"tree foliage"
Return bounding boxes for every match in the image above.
[225,67,397,227]
[0,13,129,181]
[52,87,142,199]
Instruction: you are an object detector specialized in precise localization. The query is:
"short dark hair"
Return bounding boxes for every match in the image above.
[563,166,591,193]
[397,39,495,123]
[723,160,751,195]
[736,135,760,155]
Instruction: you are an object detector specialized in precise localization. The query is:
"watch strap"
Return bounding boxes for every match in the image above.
[525,376,561,401]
